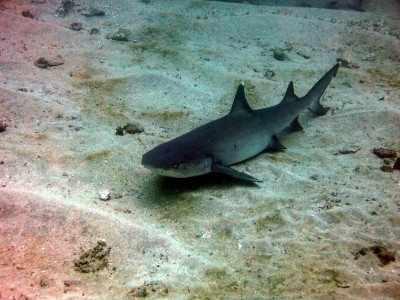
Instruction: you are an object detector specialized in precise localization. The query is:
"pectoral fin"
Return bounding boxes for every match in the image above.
[212,164,261,182]
[267,135,287,150]
[289,115,304,132]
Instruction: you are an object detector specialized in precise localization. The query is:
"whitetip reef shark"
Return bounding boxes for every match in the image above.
[142,63,340,182]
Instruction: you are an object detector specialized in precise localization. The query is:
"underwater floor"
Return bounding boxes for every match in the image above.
[0,0,399,299]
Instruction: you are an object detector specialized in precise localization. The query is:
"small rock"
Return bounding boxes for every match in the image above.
[127,282,168,298]
[336,58,359,68]
[97,240,107,247]
[297,50,311,59]
[98,190,110,201]
[63,280,78,288]
[380,165,393,172]
[115,126,124,136]
[123,122,144,134]
[334,144,361,155]
[89,28,100,35]
[354,245,396,266]
[273,48,288,61]
[22,10,35,19]
[264,68,276,79]
[34,55,65,69]
[0,121,7,133]
[81,7,105,17]
[39,277,51,287]
[35,58,50,69]
[69,22,83,31]
[393,158,400,170]
[56,0,75,17]
[116,122,144,135]
[360,53,376,61]
[373,148,397,159]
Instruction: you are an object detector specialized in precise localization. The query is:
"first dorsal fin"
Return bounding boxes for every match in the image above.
[280,81,299,104]
[229,82,253,115]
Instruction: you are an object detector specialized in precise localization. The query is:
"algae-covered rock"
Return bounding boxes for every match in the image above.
[273,48,288,61]
[127,281,168,298]
[107,28,137,42]
[81,7,105,17]
[74,241,111,273]
[34,55,65,69]
[116,122,144,135]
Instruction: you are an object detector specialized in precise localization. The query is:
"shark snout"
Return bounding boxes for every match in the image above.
[141,148,161,169]
[141,141,213,178]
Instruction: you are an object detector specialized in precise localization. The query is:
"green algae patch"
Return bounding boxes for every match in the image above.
[146,192,200,220]
[80,77,127,91]
[388,216,400,226]
[326,209,345,224]
[84,149,112,163]
[366,66,400,88]
[21,132,49,141]
[255,210,288,232]
[140,109,190,123]
[204,267,228,280]
[76,76,131,123]
[129,12,188,66]
[266,153,301,164]
[265,274,288,290]
[192,267,247,298]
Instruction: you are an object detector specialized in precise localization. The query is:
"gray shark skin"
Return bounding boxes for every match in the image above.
[142,63,340,182]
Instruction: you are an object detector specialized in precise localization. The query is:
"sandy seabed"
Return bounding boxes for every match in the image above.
[0,0,399,299]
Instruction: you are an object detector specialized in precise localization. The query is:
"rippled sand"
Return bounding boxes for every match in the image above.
[0,0,399,299]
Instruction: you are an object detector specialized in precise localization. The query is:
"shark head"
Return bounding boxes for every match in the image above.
[141,139,212,178]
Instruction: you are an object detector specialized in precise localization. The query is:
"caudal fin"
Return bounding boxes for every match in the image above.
[306,63,340,116]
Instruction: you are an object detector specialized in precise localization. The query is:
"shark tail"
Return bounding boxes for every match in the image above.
[306,63,340,116]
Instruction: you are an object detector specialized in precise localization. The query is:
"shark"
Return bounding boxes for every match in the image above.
[142,63,340,182]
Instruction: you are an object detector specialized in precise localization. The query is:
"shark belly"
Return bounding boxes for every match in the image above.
[204,115,272,166]
[216,136,269,166]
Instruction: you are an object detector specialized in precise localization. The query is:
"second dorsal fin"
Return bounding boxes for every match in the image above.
[229,82,253,115]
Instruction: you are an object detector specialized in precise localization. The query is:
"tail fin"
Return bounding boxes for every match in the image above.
[306,63,339,116]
